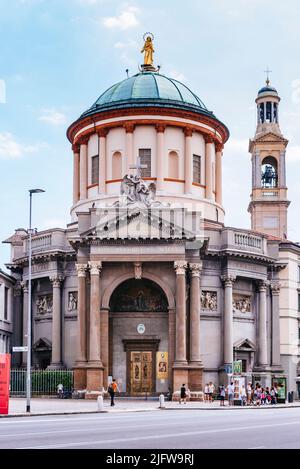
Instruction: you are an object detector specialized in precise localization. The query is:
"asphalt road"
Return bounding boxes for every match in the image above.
[1,408,300,449]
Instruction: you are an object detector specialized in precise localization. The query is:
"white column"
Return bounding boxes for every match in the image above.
[124,123,135,173]
[174,261,188,364]
[258,281,268,367]
[75,264,88,364]
[79,138,88,200]
[98,129,107,194]
[88,261,102,365]
[189,263,202,363]
[72,144,80,204]
[156,124,166,191]
[222,276,235,366]
[50,275,64,368]
[184,128,193,193]
[215,144,223,205]
[205,136,214,199]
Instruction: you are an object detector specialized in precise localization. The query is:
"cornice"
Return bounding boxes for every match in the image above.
[67,106,229,144]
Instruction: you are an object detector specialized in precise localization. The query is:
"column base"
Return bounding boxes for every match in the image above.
[74,366,87,390]
[188,363,204,391]
[86,367,104,395]
[173,365,189,393]
[47,362,65,370]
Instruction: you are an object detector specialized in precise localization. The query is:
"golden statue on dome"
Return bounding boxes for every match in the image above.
[140,33,158,72]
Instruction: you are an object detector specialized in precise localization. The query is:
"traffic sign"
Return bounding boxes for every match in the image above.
[12,346,28,352]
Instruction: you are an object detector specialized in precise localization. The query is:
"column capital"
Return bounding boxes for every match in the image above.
[50,275,64,287]
[97,127,109,137]
[184,127,193,137]
[88,261,102,276]
[258,280,269,291]
[72,143,80,153]
[189,262,203,277]
[123,122,135,133]
[174,261,188,275]
[134,262,142,280]
[21,280,28,293]
[270,282,281,295]
[76,263,88,277]
[97,127,109,138]
[14,284,22,297]
[78,135,89,145]
[204,135,214,144]
[221,275,236,287]
[155,123,166,133]
[215,143,224,152]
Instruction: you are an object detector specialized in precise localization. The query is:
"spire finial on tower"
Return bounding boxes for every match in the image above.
[264,66,272,86]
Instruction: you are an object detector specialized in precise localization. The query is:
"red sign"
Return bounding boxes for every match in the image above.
[0,354,11,415]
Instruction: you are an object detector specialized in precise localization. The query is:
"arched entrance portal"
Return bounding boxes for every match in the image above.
[109,278,169,396]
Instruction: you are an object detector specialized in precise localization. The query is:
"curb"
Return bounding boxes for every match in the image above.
[1,404,300,418]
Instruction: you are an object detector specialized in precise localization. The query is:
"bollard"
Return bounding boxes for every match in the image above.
[159,394,165,409]
[97,395,104,411]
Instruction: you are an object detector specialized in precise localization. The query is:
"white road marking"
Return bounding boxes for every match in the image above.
[18,420,300,449]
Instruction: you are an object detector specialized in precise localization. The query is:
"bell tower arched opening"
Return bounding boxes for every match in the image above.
[261,156,278,188]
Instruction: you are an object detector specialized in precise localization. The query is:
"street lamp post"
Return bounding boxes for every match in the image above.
[26,188,45,413]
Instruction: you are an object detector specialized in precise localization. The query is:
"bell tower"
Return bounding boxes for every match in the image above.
[248,77,290,239]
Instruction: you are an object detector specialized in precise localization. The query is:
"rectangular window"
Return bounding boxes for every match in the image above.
[241,359,247,373]
[193,154,201,184]
[139,149,151,178]
[91,155,99,185]
[298,293,300,312]
[4,287,8,320]
[298,265,300,283]
[298,328,300,341]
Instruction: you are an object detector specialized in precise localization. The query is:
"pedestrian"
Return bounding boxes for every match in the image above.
[204,383,209,402]
[208,381,215,402]
[108,378,119,407]
[57,383,64,399]
[266,387,271,404]
[247,383,252,406]
[186,387,191,402]
[261,387,266,405]
[240,384,247,406]
[179,383,187,404]
[256,384,262,406]
[270,386,276,405]
[227,382,234,406]
[220,385,226,406]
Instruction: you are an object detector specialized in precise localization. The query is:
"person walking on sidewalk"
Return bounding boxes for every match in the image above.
[179,384,187,404]
[220,385,226,406]
[108,378,119,407]
[227,382,234,406]
[208,382,215,402]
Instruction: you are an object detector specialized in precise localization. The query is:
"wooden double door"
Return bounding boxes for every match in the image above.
[130,351,153,394]
[124,340,159,395]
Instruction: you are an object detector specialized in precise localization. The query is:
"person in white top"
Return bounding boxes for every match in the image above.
[204,383,209,402]
[227,382,234,406]
[208,382,215,402]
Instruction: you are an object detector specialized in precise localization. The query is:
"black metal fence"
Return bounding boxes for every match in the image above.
[10,369,74,396]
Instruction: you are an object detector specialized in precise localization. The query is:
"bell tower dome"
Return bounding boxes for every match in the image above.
[248,78,290,239]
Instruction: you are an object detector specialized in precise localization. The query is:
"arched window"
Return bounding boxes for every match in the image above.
[168,151,179,179]
[112,151,122,179]
[261,156,278,188]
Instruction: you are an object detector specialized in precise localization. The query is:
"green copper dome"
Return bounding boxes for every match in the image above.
[81,72,215,118]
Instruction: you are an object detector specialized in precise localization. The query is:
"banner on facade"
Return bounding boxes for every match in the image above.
[233,360,242,375]
[156,352,168,380]
[0,354,11,415]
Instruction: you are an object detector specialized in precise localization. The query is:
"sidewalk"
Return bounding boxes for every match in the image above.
[1,398,300,418]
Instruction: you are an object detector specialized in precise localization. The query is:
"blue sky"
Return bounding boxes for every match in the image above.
[1,0,300,269]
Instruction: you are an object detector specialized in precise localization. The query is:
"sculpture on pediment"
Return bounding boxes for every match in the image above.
[118,174,160,207]
[68,292,78,311]
[36,295,53,314]
[201,291,217,310]
[233,295,251,313]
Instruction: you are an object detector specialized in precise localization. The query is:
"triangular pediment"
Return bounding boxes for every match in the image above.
[33,337,52,351]
[82,207,197,241]
[249,132,288,152]
[234,338,256,351]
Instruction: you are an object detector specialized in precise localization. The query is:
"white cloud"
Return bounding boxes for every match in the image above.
[168,70,186,82]
[0,79,6,104]
[291,79,300,104]
[287,145,300,163]
[39,108,67,125]
[0,132,44,160]
[103,6,139,30]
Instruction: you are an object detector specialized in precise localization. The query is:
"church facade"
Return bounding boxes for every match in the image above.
[3,44,300,398]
